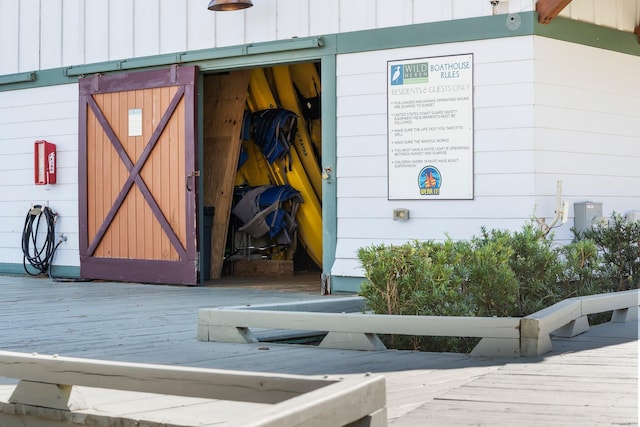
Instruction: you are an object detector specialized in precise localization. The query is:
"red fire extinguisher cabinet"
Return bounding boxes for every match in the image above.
[34,140,56,185]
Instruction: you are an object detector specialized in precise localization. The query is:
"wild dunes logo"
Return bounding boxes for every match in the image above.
[418,166,441,196]
[390,62,429,86]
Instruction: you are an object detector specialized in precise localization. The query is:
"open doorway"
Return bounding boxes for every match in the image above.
[201,62,322,283]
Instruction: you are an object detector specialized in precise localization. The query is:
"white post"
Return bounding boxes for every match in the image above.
[319,332,387,351]
[611,306,639,323]
[552,315,590,337]
[9,380,87,411]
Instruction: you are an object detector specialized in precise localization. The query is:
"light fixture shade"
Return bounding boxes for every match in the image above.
[208,0,253,11]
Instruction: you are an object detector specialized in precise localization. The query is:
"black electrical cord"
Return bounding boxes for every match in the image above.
[22,205,59,276]
[21,205,92,282]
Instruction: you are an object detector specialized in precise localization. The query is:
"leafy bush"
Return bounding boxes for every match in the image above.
[358,240,477,351]
[557,239,607,297]
[358,234,522,352]
[358,216,638,353]
[358,240,471,317]
[465,233,519,317]
[472,224,563,316]
[573,212,640,291]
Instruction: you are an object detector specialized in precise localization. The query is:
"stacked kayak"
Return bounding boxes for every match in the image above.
[233,65,323,268]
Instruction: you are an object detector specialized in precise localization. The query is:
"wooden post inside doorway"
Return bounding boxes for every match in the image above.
[202,70,251,280]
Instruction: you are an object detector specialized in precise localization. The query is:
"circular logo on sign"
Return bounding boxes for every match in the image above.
[418,166,442,196]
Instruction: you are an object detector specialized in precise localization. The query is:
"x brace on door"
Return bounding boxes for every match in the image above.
[85,87,188,259]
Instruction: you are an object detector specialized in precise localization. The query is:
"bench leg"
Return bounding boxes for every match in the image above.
[346,407,388,427]
[319,332,387,351]
[470,338,520,357]
[552,315,590,337]
[198,325,258,343]
[612,306,639,323]
[9,380,87,411]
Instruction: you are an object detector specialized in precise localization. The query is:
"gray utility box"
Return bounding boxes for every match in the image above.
[574,202,602,233]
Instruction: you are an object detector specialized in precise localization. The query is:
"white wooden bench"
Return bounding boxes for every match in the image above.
[198,290,640,358]
[0,350,386,427]
[226,296,369,342]
[521,289,639,356]
[198,308,522,357]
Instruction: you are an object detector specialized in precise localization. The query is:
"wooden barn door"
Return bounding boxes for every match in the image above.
[78,66,199,285]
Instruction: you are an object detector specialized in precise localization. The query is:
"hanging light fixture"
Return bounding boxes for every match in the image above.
[207,0,253,11]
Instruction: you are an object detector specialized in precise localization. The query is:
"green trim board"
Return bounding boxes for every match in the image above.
[1,12,637,93]
[534,15,640,56]
[334,12,535,54]
[0,68,76,91]
[0,263,33,276]
[336,12,637,55]
[320,54,337,277]
[0,263,81,279]
[65,60,124,76]
[0,36,325,92]
[0,71,35,85]
[330,276,365,294]
[195,36,336,73]
[65,37,324,75]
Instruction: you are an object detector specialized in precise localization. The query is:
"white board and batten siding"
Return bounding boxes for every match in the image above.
[0,0,528,273]
[332,36,538,277]
[0,0,537,74]
[331,34,640,278]
[532,37,640,234]
[0,84,80,268]
[0,0,638,279]
[2,0,638,76]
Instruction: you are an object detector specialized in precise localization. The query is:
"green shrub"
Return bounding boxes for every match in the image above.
[358,237,521,352]
[358,240,473,318]
[357,217,637,353]
[573,212,640,291]
[358,240,475,351]
[465,234,518,317]
[473,223,564,316]
[557,239,607,297]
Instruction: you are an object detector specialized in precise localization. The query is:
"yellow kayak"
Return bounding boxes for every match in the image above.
[271,65,322,200]
[244,68,323,268]
[289,62,322,156]
[235,139,273,187]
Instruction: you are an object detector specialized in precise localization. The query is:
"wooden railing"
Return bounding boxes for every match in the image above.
[521,288,639,356]
[198,300,522,357]
[198,289,640,358]
[0,351,386,427]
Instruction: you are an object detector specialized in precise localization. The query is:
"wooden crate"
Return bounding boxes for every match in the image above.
[232,259,294,278]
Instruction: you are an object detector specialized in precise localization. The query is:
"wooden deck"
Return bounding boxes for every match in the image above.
[0,275,637,426]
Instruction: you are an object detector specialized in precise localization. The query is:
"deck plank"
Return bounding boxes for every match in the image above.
[0,275,637,427]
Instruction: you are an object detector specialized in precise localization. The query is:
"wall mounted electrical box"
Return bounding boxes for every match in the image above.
[574,201,602,233]
[627,211,640,223]
[393,208,410,221]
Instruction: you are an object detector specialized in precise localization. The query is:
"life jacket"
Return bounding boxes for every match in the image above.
[241,109,297,164]
[232,185,303,247]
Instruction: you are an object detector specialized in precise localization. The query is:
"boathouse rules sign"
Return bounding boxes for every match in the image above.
[387,54,473,200]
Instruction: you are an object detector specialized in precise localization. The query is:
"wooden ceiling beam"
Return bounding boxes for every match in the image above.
[536,0,574,24]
